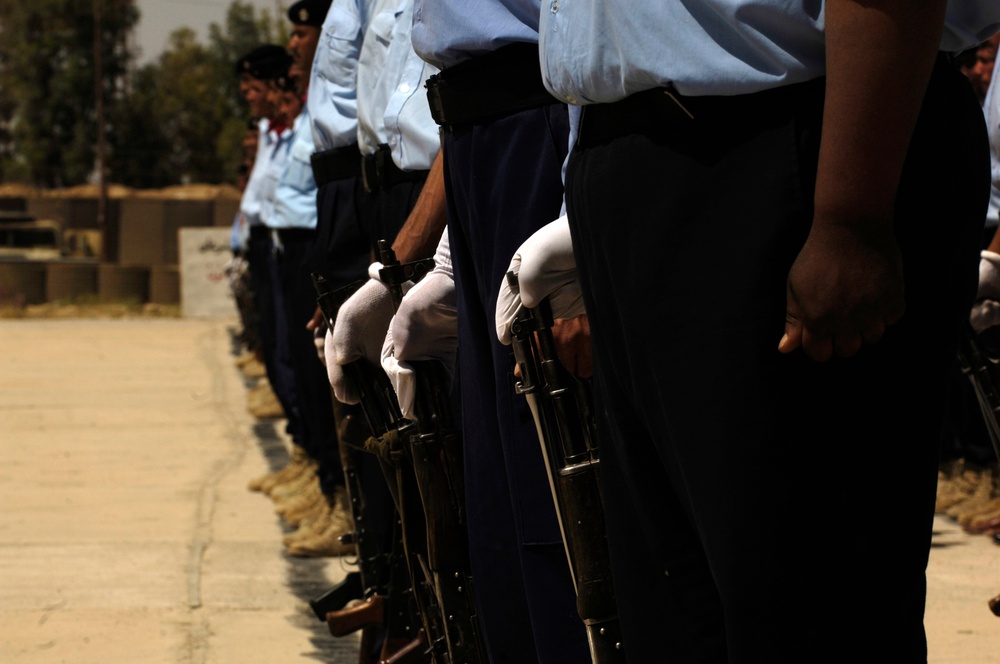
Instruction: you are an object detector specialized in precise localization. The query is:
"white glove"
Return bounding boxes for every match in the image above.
[327,266,408,404]
[313,324,327,366]
[971,251,1000,333]
[381,231,457,419]
[495,215,585,344]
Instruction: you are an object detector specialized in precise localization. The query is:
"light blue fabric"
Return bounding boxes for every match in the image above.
[260,124,295,226]
[411,0,540,69]
[230,211,247,252]
[539,0,1000,104]
[240,118,276,228]
[308,0,375,151]
[272,108,320,229]
[359,0,440,170]
[986,72,1000,229]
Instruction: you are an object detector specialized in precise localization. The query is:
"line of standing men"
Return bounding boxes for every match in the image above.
[234,1,1000,662]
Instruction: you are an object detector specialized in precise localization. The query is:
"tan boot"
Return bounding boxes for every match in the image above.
[285,507,355,558]
[268,462,317,501]
[278,483,325,526]
[947,464,998,521]
[247,382,284,419]
[283,501,334,546]
[275,479,322,521]
[248,447,309,493]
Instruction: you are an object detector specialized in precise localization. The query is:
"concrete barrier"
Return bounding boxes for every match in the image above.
[150,265,180,304]
[179,228,233,318]
[98,264,150,303]
[46,261,99,302]
[0,261,46,305]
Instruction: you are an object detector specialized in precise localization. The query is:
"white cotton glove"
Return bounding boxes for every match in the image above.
[313,324,327,366]
[971,251,1000,333]
[327,265,409,404]
[495,214,585,344]
[381,231,458,419]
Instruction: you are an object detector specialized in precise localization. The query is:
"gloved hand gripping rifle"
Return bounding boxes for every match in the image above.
[378,242,486,664]
[312,272,423,664]
[507,272,625,664]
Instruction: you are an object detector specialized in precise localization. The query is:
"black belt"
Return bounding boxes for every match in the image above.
[577,77,825,148]
[277,227,315,243]
[362,144,429,194]
[425,42,560,130]
[310,144,362,186]
[248,225,270,241]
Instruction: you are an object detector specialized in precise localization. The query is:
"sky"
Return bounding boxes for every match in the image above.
[132,0,286,64]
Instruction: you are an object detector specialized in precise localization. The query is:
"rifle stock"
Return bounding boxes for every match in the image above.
[507,271,626,663]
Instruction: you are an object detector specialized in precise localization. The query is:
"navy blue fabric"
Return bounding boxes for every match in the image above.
[566,59,989,662]
[313,175,373,289]
[277,232,345,493]
[443,103,589,664]
[248,233,302,444]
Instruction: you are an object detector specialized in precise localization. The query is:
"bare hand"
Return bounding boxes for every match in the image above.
[551,314,594,378]
[305,306,324,332]
[779,222,904,362]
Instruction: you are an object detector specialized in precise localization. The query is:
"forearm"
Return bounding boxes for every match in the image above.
[816,0,947,228]
[392,150,447,262]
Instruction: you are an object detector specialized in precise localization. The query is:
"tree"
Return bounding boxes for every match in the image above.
[0,1,138,187]
[109,1,287,187]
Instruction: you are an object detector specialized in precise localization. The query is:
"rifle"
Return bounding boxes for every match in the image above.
[312,273,422,663]
[957,326,1000,460]
[377,242,486,663]
[507,272,625,663]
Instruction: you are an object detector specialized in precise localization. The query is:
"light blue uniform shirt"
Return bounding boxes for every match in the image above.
[539,1,1000,104]
[240,118,276,228]
[986,72,1000,229]
[272,108,320,229]
[411,0,540,69]
[308,0,376,151]
[358,0,439,171]
[259,124,295,226]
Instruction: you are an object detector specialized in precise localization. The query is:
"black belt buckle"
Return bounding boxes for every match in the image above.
[425,74,447,127]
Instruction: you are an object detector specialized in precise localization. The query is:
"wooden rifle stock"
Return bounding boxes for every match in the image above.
[326,595,386,637]
[312,273,420,662]
[507,272,626,663]
[404,360,486,664]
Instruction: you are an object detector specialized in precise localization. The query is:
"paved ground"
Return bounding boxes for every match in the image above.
[0,316,998,663]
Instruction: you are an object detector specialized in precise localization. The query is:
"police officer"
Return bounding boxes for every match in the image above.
[398,2,591,662]
[531,3,1000,661]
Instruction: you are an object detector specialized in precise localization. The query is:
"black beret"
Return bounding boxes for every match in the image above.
[235,44,289,78]
[287,0,332,27]
[251,51,293,81]
[274,73,298,93]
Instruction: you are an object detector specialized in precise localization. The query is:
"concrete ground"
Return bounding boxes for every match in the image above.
[0,316,998,663]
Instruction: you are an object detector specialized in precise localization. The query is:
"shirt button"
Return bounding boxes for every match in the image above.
[399,83,411,93]
[551,0,559,12]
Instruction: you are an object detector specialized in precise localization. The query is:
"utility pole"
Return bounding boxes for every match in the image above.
[93,0,108,262]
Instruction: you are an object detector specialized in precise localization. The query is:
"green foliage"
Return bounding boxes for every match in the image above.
[0,1,288,189]
[0,1,139,187]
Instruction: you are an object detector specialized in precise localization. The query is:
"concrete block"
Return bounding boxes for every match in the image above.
[46,261,98,302]
[0,261,46,305]
[98,264,150,303]
[149,265,180,304]
[179,228,234,318]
